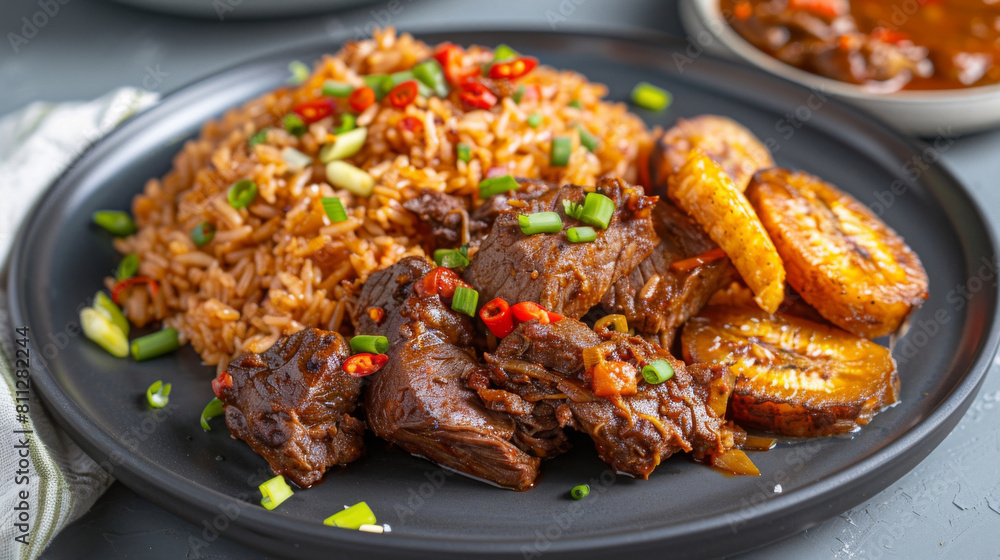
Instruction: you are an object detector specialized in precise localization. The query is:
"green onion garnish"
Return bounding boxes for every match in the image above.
[325,161,375,197]
[518,212,563,235]
[319,127,367,163]
[259,475,294,510]
[562,198,583,220]
[288,60,310,85]
[550,136,571,167]
[130,327,180,362]
[283,113,307,137]
[92,210,136,237]
[116,253,139,281]
[350,335,389,354]
[94,291,129,336]
[248,128,268,149]
[322,80,355,97]
[570,484,590,500]
[641,359,675,384]
[282,147,313,171]
[478,174,519,198]
[512,86,526,104]
[434,247,470,268]
[413,59,450,98]
[390,70,433,97]
[566,226,597,243]
[363,74,392,100]
[191,222,215,247]
[575,124,599,152]
[324,502,377,529]
[322,197,348,223]
[451,286,479,317]
[568,99,582,109]
[80,307,129,358]
[578,192,615,230]
[630,82,672,111]
[456,143,471,163]
[228,179,258,210]
[200,397,224,431]
[493,44,518,61]
[146,380,171,409]
[527,113,542,128]
[335,113,357,134]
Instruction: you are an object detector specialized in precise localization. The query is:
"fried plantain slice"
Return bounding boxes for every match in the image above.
[651,115,775,193]
[667,150,786,314]
[746,168,929,338]
[682,305,900,438]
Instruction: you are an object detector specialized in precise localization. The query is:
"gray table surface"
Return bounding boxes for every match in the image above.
[2,0,999,558]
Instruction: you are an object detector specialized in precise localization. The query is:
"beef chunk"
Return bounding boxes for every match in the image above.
[216,328,365,488]
[601,201,735,346]
[353,256,540,490]
[403,189,470,249]
[464,177,659,318]
[479,318,736,478]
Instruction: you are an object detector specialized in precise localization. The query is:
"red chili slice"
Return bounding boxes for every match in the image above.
[398,116,424,134]
[212,371,233,398]
[343,353,388,376]
[669,248,728,273]
[480,298,515,338]
[111,276,159,305]
[510,301,563,325]
[433,43,480,85]
[349,86,376,113]
[488,57,538,80]
[293,98,335,124]
[459,81,498,110]
[387,80,419,108]
[418,267,469,299]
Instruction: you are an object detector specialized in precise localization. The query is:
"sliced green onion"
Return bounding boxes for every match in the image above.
[579,192,615,230]
[493,44,518,61]
[518,212,563,235]
[325,161,375,197]
[562,198,583,220]
[282,147,313,171]
[575,124,599,152]
[568,99,582,109]
[228,179,258,210]
[319,127,368,163]
[324,502,376,529]
[413,58,449,98]
[259,475,294,510]
[451,286,479,317]
[94,291,129,336]
[641,359,675,384]
[512,86,526,104]
[80,307,129,358]
[283,113,307,137]
[566,226,597,243]
[570,484,590,500]
[322,80,355,97]
[322,197,348,223]
[288,60,310,85]
[200,397,224,431]
[131,327,180,362]
[456,143,471,163]
[116,253,139,281]
[248,128,268,149]
[630,81,672,111]
[191,222,216,247]
[434,247,470,269]
[478,174,519,198]
[335,113,357,134]
[550,136,571,167]
[390,70,433,97]
[364,74,392,100]
[527,113,542,128]
[92,210,136,237]
[146,380,171,409]
[350,335,389,354]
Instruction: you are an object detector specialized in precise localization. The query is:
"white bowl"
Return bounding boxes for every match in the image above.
[679,0,1000,136]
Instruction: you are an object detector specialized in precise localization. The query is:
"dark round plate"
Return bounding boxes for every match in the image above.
[8,30,998,560]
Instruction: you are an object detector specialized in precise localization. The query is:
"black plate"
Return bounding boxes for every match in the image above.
[8,30,999,559]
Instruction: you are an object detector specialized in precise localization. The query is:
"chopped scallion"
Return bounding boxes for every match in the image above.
[390,70,433,98]
[630,81,672,111]
[451,286,479,316]
[350,335,389,354]
[200,397,224,431]
[322,80,355,97]
[319,127,368,163]
[570,484,590,500]
[413,58,450,98]
[566,226,597,243]
[434,247,470,268]
[228,179,258,210]
[478,174,519,198]
[579,192,615,229]
[562,198,583,220]
[335,113,356,134]
[92,210,136,237]
[288,60,310,85]
[116,253,139,281]
[527,113,542,128]
[575,124,599,152]
[146,380,171,409]
[94,291,129,336]
[518,212,563,235]
[131,327,180,362]
[248,128,268,149]
[363,74,392,100]
[282,146,313,171]
[260,475,294,510]
[80,307,129,358]
[641,359,675,384]
[550,136,571,167]
[568,99,582,109]
[493,44,518,61]
[191,222,215,247]
[512,86,526,104]
[322,197,348,223]
[324,502,376,529]
[283,113,307,137]
[456,143,471,163]
[325,161,375,197]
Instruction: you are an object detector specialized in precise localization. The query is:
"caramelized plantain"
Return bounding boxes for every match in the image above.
[682,305,900,438]
[746,168,928,338]
[668,150,786,314]
[651,115,775,193]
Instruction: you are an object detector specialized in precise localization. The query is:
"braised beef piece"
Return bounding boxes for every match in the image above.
[601,201,736,347]
[464,177,659,319]
[477,318,736,478]
[402,189,469,249]
[352,256,540,490]
[216,328,365,488]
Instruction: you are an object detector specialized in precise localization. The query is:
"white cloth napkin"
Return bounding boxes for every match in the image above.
[0,88,159,560]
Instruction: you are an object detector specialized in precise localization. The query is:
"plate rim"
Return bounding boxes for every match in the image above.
[8,27,1000,559]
